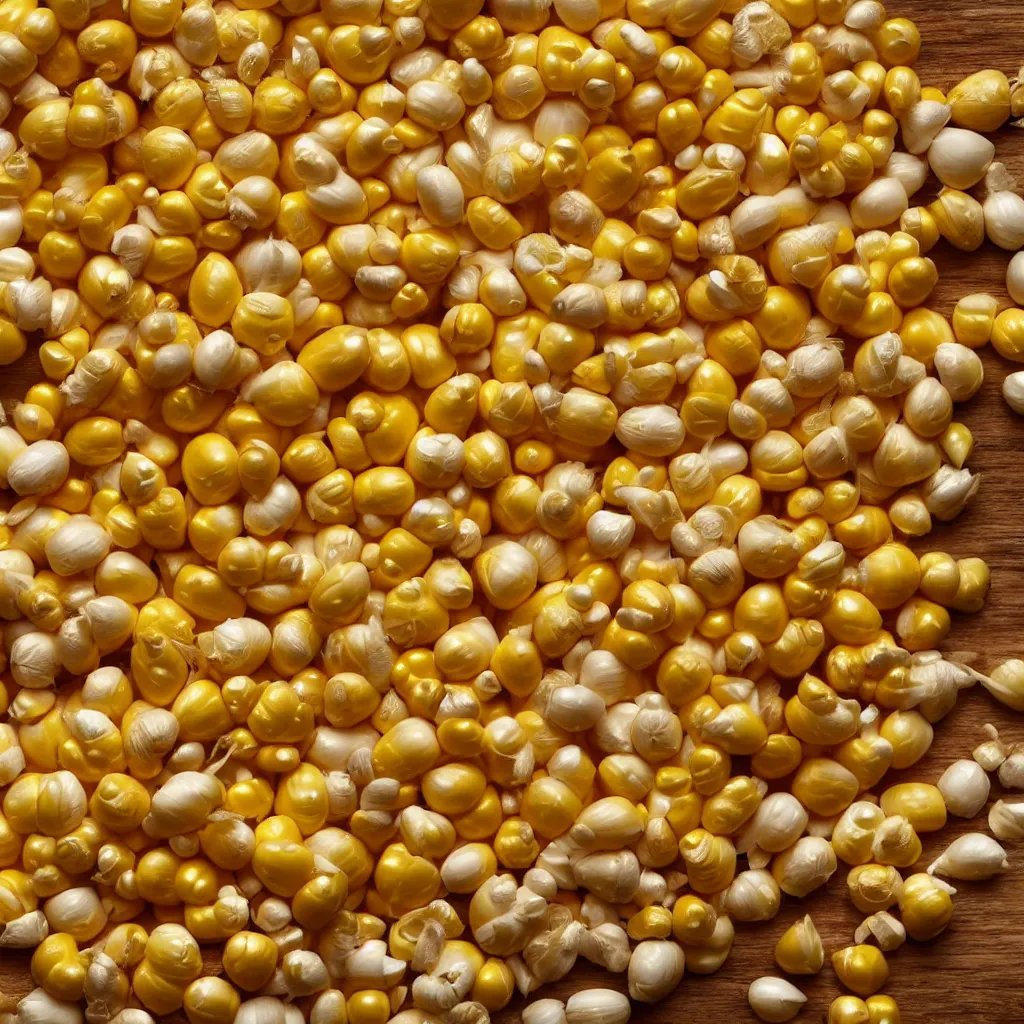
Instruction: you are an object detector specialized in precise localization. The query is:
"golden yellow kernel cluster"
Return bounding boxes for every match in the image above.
[0,0,1024,1022]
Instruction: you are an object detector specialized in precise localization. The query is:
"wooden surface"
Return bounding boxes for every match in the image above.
[4,1,1024,1020]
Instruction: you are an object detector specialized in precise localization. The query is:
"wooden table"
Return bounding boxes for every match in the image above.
[3,1,1024,1019]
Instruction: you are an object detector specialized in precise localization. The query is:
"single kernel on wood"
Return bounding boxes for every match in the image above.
[0,0,1020,1022]
[748,975,807,1023]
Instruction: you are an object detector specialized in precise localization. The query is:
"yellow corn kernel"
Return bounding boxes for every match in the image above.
[679,829,736,893]
[222,931,278,991]
[792,758,859,817]
[898,873,954,940]
[879,783,947,832]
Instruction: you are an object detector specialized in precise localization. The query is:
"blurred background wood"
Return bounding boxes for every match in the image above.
[3,1,1024,1019]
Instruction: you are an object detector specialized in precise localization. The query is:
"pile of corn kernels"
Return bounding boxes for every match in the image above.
[2,0,1024,1021]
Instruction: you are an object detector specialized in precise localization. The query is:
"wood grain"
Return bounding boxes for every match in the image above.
[3,2,1024,1019]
